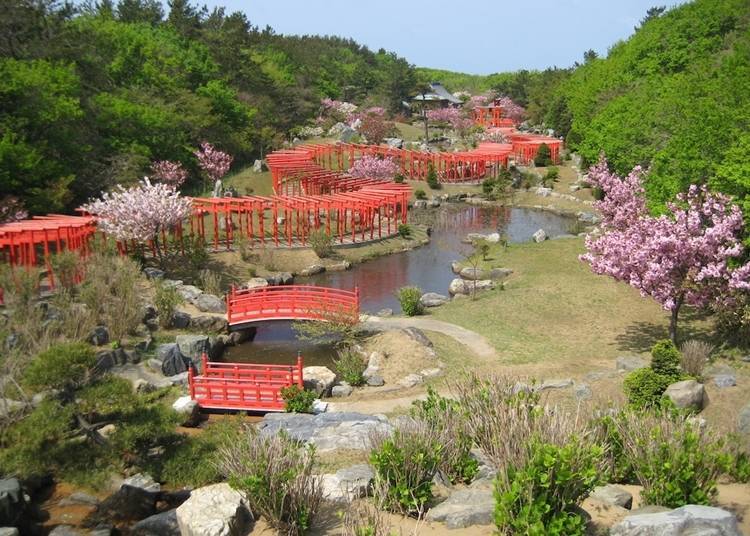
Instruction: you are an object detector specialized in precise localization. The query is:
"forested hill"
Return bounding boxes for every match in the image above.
[0,0,417,213]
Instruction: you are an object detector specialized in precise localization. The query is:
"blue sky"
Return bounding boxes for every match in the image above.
[199,0,688,74]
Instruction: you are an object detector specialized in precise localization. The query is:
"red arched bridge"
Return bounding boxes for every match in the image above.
[226,284,360,327]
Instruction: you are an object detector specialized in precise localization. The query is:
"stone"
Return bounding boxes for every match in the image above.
[98,424,117,439]
[485,232,501,243]
[420,292,448,307]
[252,159,263,173]
[0,528,19,536]
[470,448,497,481]
[448,278,495,295]
[384,137,403,149]
[167,371,189,387]
[590,485,633,509]
[59,492,100,507]
[488,267,513,280]
[663,379,705,411]
[172,396,200,427]
[176,284,203,301]
[327,260,351,271]
[143,267,165,280]
[133,379,156,393]
[302,366,337,396]
[194,294,226,314]
[190,315,228,333]
[132,509,181,536]
[574,383,593,400]
[713,374,736,388]
[123,473,160,493]
[88,325,110,346]
[300,264,325,277]
[450,261,461,273]
[376,308,393,317]
[616,355,648,371]
[0,399,24,418]
[227,328,256,346]
[419,368,442,379]
[426,486,495,529]
[265,272,293,286]
[413,200,428,209]
[737,403,750,436]
[176,483,252,536]
[401,327,434,348]
[535,187,553,197]
[398,373,423,388]
[366,375,385,387]
[176,334,213,361]
[532,228,547,242]
[91,482,158,524]
[171,311,191,329]
[0,478,24,526]
[459,267,485,280]
[428,198,441,208]
[331,383,353,398]
[312,399,328,414]
[49,527,81,536]
[610,505,740,536]
[243,277,268,290]
[156,343,177,361]
[539,378,574,391]
[259,412,391,452]
[320,464,375,502]
[161,345,191,376]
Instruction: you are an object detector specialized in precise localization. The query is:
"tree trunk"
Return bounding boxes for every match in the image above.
[669,297,683,344]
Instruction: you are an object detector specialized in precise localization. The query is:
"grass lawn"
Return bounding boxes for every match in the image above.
[429,237,715,372]
[395,121,424,142]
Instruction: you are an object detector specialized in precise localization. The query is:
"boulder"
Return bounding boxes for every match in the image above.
[539,378,573,391]
[87,325,110,346]
[90,479,158,525]
[590,485,633,510]
[535,187,553,197]
[143,267,165,280]
[401,327,434,349]
[448,278,495,296]
[300,264,325,277]
[384,137,403,149]
[532,229,547,243]
[252,159,263,173]
[132,509,180,536]
[413,200,428,209]
[302,366,337,396]
[243,277,268,290]
[616,355,648,372]
[420,292,448,308]
[176,334,219,362]
[0,528,19,536]
[123,473,160,493]
[176,285,203,301]
[488,267,513,280]
[737,403,750,436]
[574,383,593,401]
[663,379,705,411]
[331,383,353,398]
[459,267,485,280]
[265,272,293,286]
[320,464,374,502]
[398,374,423,388]
[485,232,501,243]
[366,375,385,387]
[610,505,740,536]
[49,527,82,536]
[419,368,442,379]
[59,492,99,507]
[713,374,736,388]
[426,486,495,529]
[376,308,393,317]
[194,294,226,314]
[171,311,191,329]
[259,412,391,452]
[172,396,200,427]
[175,483,252,536]
[0,478,25,526]
[161,345,191,377]
[189,315,228,333]
[227,328,256,346]
[450,261,461,274]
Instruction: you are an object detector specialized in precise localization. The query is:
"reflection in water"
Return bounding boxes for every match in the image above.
[223,205,575,365]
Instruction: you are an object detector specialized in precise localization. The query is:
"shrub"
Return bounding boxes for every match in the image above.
[650,339,682,378]
[393,174,405,184]
[616,411,729,507]
[477,240,490,260]
[623,367,674,410]
[182,236,210,273]
[397,224,411,238]
[280,385,317,413]
[411,387,478,484]
[542,167,559,187]
[333,348,366,386]
[396,286,423,317]
[75,376,137,419]
[426,164,441,190]
[533,143,552,166]
[369,419,443,515]
[680,340,712,378]
[154,281,183,328]
[494,438,603,535]
[51,250,82,290]
[482,178,497,195]
[591,412,635,484]
[309,229,334,258]
[339,501,392,536]
[199,269,222,296]
[23,342,97,392]
[414,189,427,200]
[218,425,322,536]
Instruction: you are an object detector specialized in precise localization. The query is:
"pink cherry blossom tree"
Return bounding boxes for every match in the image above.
[150,160,188,188]
[348,155,399,181]
[82,179,193,259]
[580,155,750,342]
[494,96,526,124]
[194,142,233,193]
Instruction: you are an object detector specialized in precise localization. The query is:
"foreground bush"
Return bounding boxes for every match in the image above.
[616,411,729,507]
[397,286,423,316]
[370,419,443,515]
[495,438,603,535]
[624,339,687,409]
[280,385,317,413]
[218,426,322,535]
[23,342,97,392]
[333,348,366,386]
[591,411,635,484]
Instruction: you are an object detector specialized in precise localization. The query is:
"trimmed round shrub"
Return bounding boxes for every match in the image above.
[397,286,423,316]
[650,339,682,378]
[414,189,427,200]
[623,367,673,409]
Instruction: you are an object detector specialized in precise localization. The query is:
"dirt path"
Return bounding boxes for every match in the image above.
[359,315,498,362]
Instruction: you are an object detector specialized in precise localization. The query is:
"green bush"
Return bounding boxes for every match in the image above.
[309,229,334,258]
[219,426,322,536]
[333,348,366,386]
[533,143,553,166]
[154,281,183,328]
[111,404,181,457]
[397,224,411,238]
[397,286,423,317]
[542,167,559,187]
[23,342,97,392]
[623,367,674,410]
[370,420,443,514]
[393,173,405,184]
[650,339,682,378]
[426,163,441,190]
[482,178,497,195]
[414,189,427,200]
[592,412,635,484]
[280,385,317,413]
[75,377,137,419]
[494,438,603,535]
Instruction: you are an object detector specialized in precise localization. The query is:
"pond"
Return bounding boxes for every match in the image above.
[222,204,577,365]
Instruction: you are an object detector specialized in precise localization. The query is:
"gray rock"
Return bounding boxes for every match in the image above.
[488,267,513,280]
[176,285,203,301]
[470,448,496,481]
[532,229,547,242]
[590,484,633,509]
[663,380,705,411]
[331,383,354,398]
[303,366,336,396]
[132,509,180,536]
[419,368,442,379]
[574,383,593,400]
[123,473,160,493]
[713,374,736,388]
[156,343,178,361]
[398,374,423,388]
[616,355,648,371]
[259,412,391,452]
[459,267,485,280]
[49,527,81,536]
[59,492,100,507]
[401,327,434,348]
[448,278,495,295]
[376,308,393,317]
[485,232,501,243]
[300,264,325,277]
[227,327,256,346]
[0,399,24,418]
[171,311,191,329]
[0,528,19,536]
[450,261,462,274]
[252,159,263,173]
[175,483,252,536]
[539,378,574,391]
[143,267,165,280]
[176,334,217,361]
[88,325,110,346]
[265,272,293,286]
[366,375,385,387]
[320,464,374,502]
[161,345,191,377]
[413,200,429,209]
[426,486,494,529]
[535,187,553,197]
[194,294,226,314]
[385,137,403,149]
[0,478,24,526]
[243,277,268,290]
[610,504,740,536]
[172,396,200,427]
[189,315,228,333]
[738,403,750,436]
[420,292,448,307]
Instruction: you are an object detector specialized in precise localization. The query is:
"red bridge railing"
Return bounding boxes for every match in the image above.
[226,284,359,326]
[188,353,303,412]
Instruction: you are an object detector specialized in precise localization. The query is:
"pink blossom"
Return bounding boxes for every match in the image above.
[321,98,358,116]
[426,108,473,132]
[348,155,398,181]
[193,142,233,183]
[480,128,509,143]
[494,96,526,123]
[150,160,188,188]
